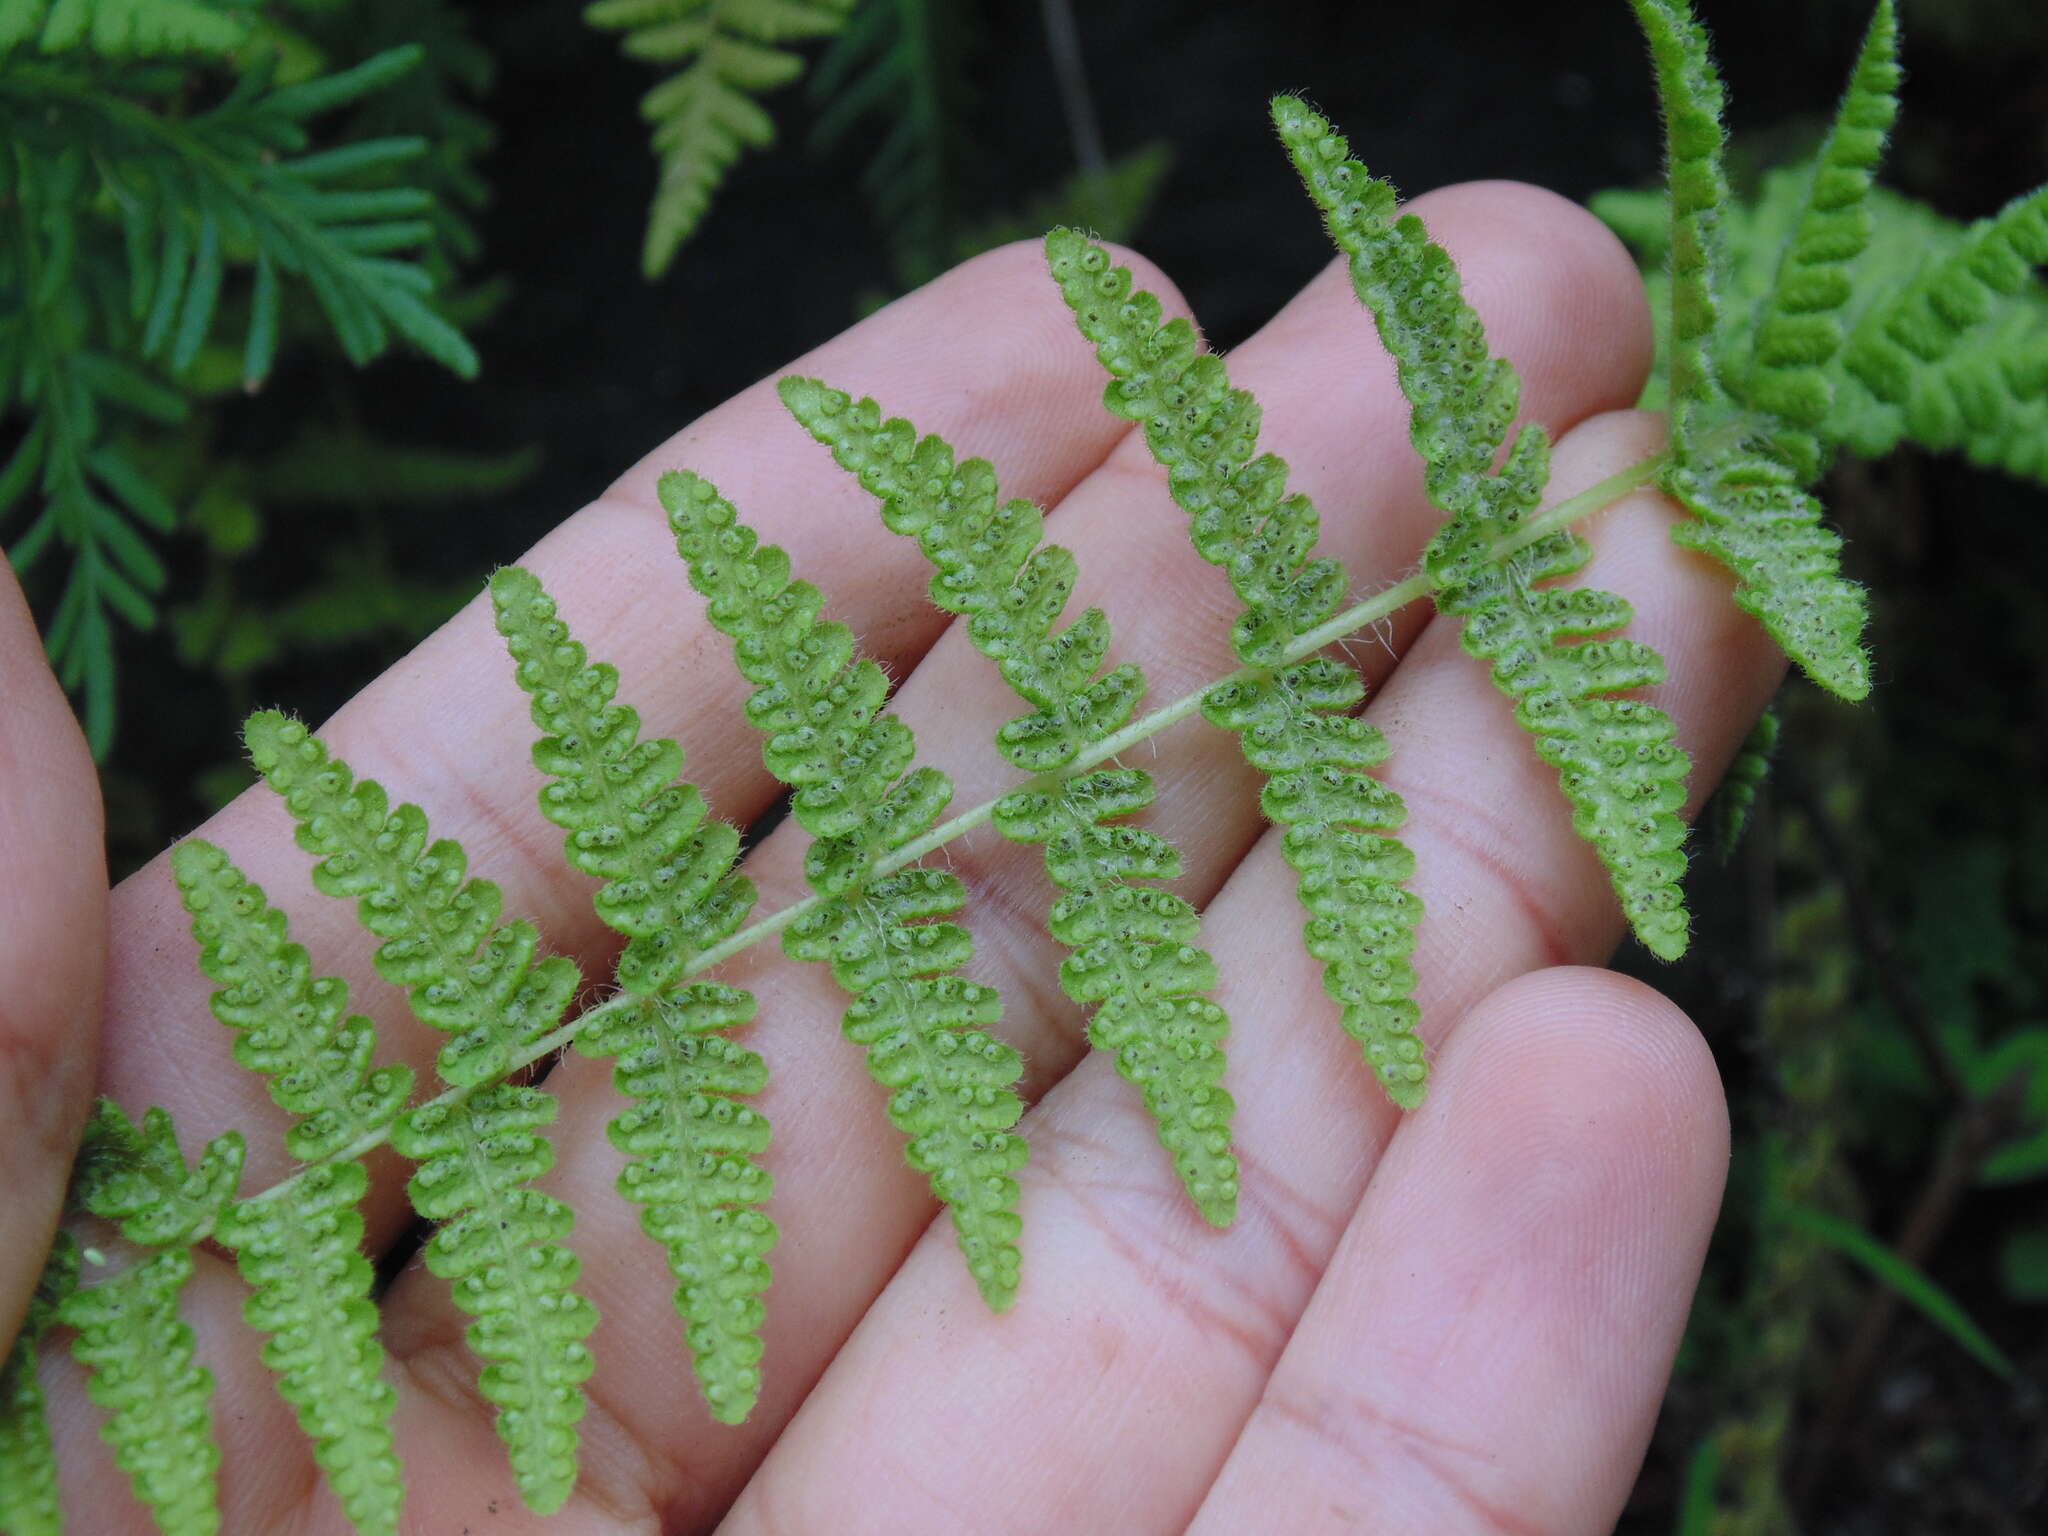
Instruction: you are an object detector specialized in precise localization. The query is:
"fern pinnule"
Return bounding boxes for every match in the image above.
[171,841,407,1534]
[1273,95,1694,962]
[57,1250,219,1536]
[662,466,1028,1308]
[1746,0,1901,474]
[242,715,597,1513]
[1043,227,1431,1101]
[0,1234,77,1536]
[70,1101,244,1249]
[172,840,416,1162]
[779,375,1239,1225]
[492,566,776,1423]
[491,565,757,995]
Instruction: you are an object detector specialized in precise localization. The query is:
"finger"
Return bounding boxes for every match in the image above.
[96,238,1162,1239]
[712,406,1772,1533]
[375,184,1656,1521]
[0,560,103,1345]
[1188,968,1726,1534]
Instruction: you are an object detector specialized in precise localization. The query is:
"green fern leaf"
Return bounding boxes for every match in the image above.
[58,1249,220,1536]
[73,1100,244,1247]
[1273,96,1694,961]
[1746,0,1901,469]
[490,566,757,995]
[1710,704,1778,860]
[0,1234,77,1536]
[172,840,416,1162]
[243,715,597,1512]
[1043,228,1431,1094]
[664,466,1027,1308]
[242,713,581,1089]
[579,986,775,1423]
[216,1168,404,1536]
[491,567,776,1422]
[1628,0,1881,701]
[6,0,248,58]
[587,0,857,278]
[388,1088,596,1514]
[169,840,407,1534]
[779,376,1238,1223]
[1201,662,1427,1105]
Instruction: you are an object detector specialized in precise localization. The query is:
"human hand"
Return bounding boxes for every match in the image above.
[6,180,1769,1534]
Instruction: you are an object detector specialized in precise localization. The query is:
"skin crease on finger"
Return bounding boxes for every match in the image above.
[32,182,1759,1535]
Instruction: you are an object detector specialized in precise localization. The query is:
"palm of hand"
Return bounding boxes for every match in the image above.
[4,181,1750,1534]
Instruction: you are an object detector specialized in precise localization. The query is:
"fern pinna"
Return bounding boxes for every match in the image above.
[779,374,1240,1224]
[12,2,2048,1531]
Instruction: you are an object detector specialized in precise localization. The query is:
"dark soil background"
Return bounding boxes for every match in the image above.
[88,1,2048,1529]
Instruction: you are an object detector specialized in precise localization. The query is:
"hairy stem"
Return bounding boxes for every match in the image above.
[75,447,1669,1279]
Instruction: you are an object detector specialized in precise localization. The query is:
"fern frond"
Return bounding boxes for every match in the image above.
[492,567,776,1423]
[173,840,416,1161]
[216,1170,403,1536]
[1628,0,1881,701]
[1273,97,1694,961]
[663,467,1027,1308]
[1711,704,1778,860]
[580,986,775,1422]
[0,1234,77,1536]
[58,1249,219,1536]
[490,566,757,995]
[1747,0,1901,471]
[170,841,406,1534]
[779,376,1238,1224]
[0,0,248,58]
[1042,227,1430,1096]
[73,1100,244,1247]
[587,0,857,278]
[243,715,597,1512]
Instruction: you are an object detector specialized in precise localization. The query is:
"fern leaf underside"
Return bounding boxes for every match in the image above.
[778,376,1239,1224]
[243,714,596,1514]
[493,566,776,1423]
[1271,97,1694,961]
[662,467,1028,1307]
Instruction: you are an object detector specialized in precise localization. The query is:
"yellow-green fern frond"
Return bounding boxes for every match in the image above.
[242,716,597,1513]
[779,377,1238,1224]
[0,0,247,58]
[172,843,407,1535]
[492,568,776,1424]
[1043,228,1431,1090]
[0,1235,78,1536]
[58,1250,219,1536]
[587,0,857,277]
[1274,96,1693,960]
[71,1100,244,1248]
[663,467,1027,1308]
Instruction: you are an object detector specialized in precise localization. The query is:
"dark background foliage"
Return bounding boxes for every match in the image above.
[32,0,2048,1528]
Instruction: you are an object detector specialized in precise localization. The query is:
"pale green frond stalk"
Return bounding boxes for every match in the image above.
[172,842,407,1534]
[59,1250,219,1536]
[663,467,1027,1308]
[492,567,777,1422]
[0,1234,78,1536]
[1273,96,1693,960]
[779,377,1238,1225]
[1043,227,1430,1095]
[243,715,597,1513]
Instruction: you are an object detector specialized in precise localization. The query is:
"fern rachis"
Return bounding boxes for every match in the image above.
[7,2,2048,1529]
